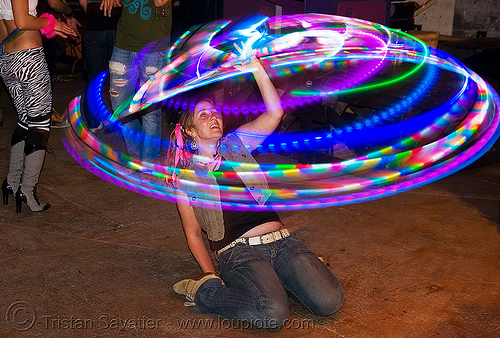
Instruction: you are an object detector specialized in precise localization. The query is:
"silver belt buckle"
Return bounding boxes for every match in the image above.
[248,236,261,245]
[260,233,270,243]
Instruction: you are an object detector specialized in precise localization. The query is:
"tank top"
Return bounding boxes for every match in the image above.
[0,0,37,20]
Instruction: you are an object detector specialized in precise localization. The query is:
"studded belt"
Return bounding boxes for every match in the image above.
[217,228,290,257]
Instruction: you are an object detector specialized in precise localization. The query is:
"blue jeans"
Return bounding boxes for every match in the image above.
[83,30,116,129]
[194,234,345,328]
[109,47,166,162]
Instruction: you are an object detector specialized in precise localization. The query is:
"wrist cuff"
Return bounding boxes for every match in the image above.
[39,13,56,39]
[63,9,74,18]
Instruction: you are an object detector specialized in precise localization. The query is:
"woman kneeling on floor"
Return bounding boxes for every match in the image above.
[166,57,345,328]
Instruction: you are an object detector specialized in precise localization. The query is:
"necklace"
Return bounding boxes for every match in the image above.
[193,153,221,168]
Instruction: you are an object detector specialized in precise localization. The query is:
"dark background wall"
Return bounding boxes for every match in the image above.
[454,0,500,37]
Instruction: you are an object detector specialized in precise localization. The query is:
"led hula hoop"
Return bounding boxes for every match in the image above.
[64,13,500,210]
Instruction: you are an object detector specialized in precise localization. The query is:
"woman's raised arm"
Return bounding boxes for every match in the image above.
[235,57,284,151]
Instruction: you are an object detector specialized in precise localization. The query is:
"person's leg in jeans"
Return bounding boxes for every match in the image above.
[109,47,142,159]
[137,51,166,162]
[83,30,115,129]
[194,244,290,328]
[272,234,345,316]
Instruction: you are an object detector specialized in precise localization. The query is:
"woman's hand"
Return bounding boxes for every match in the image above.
[232,55,260,72]
[54,18,77,38]
[154,0,171,7]
[64,16,81,32]
[100,0,121,17]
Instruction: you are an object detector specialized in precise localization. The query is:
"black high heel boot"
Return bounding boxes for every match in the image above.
[2,179,14,205]
[15,145,51,213]
[15,186,50,213]
[16,129,51,213]
[4,128,27,207]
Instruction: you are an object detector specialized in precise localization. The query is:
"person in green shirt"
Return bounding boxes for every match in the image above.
[101,0,172,163]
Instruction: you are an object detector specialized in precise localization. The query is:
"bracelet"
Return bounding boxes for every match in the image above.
[39,13,56,39]
[63,9,74,18]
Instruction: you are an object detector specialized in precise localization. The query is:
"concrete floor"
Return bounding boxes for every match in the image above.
[1,71,500,338]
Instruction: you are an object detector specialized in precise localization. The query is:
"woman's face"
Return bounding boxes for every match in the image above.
[189,100,223,142]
